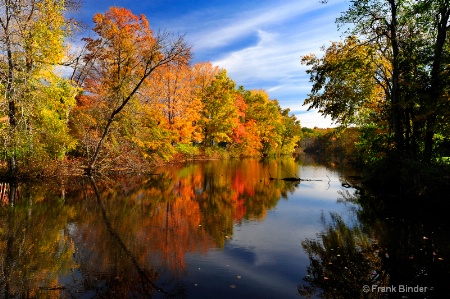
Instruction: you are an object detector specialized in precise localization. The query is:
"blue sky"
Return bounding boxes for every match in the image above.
[72,0,350,128]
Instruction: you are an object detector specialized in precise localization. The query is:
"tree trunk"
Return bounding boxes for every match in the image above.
[424,5,450,162]
[86,116,115,174]
[85,68,154,174]
[6,28,17,177]
[389,0,404,152]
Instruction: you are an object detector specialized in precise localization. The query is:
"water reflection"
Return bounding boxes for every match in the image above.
[299,212,386,298]
[0,180,75,298]
[300,187,450,298]
[0,158,303,298]
[2,157,447,298]
[0,181,18,205]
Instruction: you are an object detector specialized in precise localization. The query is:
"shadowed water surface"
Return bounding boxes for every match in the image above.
[0,156,449,298]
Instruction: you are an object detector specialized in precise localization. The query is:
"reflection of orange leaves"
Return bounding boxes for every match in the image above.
[229,170,250,222]
[80,185,216,277]
[172,197,201,226]
[231,164,258,197]
[232,170,246,195]
[135,194,214,274]
[245,186,255,197]
[173,176,198,198]
[71,159,293,283]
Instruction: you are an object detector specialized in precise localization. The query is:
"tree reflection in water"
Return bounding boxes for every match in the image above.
[0,180,76,299]
[0,158,300,298]
[299,212,387,298]
[300,188,450,298]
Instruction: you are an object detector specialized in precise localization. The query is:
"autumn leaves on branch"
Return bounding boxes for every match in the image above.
[0,3,302,176]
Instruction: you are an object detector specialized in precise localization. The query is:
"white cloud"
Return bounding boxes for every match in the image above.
[187,1,322,51]
[210,10,343,85]
[297,111,336,128]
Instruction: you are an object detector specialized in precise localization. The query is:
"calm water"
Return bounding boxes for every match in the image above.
[0,156,449,298]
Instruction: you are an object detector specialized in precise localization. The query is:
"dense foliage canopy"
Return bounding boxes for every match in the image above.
[0,3,302,176]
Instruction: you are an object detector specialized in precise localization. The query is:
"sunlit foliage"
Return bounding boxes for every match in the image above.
[0,0,78,175]
[1,4,302,175]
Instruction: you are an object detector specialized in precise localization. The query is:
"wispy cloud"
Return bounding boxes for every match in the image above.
[209,3,346,81]
[188,1,321,51]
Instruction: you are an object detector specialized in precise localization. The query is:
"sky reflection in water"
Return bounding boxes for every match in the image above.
[180,158,357,299]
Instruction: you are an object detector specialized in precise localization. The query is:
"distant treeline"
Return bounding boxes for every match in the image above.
[299,127,392,166]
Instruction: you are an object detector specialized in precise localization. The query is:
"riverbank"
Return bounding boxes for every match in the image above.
[360,155,450,202]
[0,147,275,179]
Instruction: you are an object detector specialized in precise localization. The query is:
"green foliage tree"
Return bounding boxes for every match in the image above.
[279,108,302,154]
[0,0,77,176]
[200,69,239,146]
[301,36,386,128]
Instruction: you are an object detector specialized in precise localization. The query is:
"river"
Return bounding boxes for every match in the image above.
[0,156,448,298]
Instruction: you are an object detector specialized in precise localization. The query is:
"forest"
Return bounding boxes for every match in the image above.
[0,3,302,177]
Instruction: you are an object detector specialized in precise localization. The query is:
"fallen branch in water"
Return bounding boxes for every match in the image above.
[278,177,323,182]
[281,177,301,182]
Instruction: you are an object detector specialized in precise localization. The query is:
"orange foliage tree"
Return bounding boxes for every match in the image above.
[142,61,203,145]
[70,7,191,173]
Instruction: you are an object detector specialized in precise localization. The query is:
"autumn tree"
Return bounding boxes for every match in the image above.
[301,37,387,128]
[228,93,263,157]
[0,0,77,176]
[191,62,219,103]
[241,90,285,156]
[279,108,302,155]
[130,61,208,161]
[142,60,203,145]
[334,0,450,160]
[71,7,191,173]
[200,69,240,146]
[333,0,404,152]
